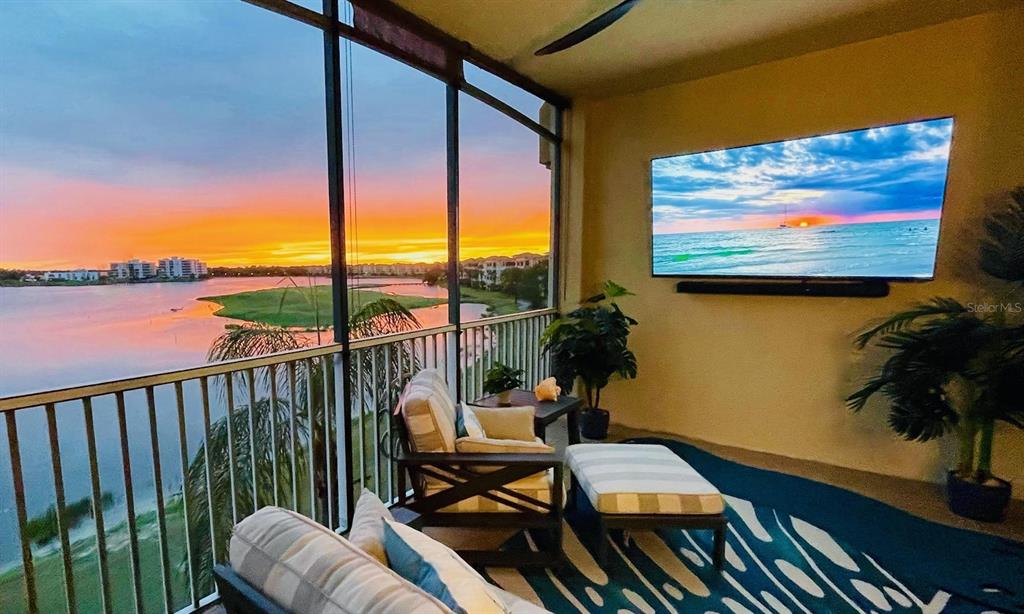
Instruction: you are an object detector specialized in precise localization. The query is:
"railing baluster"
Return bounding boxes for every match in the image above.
[394,341,405,500]
[370,348,380,496]
[305,359,316,521]
[475,327,484,398]
[321,357,334,526]
[115,391,144,614]
[45,403,77,614]
[533,317,539,381]
[354,349,365,493]
[268,365,280,507]
[383,343,394,501]
[519,319,527,377]
[545,314,553,376]
[82,398,111,614]
[224,374,239,524]
[246,368,259,512]
[491,323,499,380]
[145,387,172,613]
[200,376,218,569]
[525,318,532,387]
[508,321,515,368]
[175,382,199,608]
[6,411,37,614]
[501,322,510,367]
[288,362,299,511]
[437,333,444,375]
[461,329,469,401]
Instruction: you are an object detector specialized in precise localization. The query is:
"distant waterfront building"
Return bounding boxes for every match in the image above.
[42,269,101,282]
[464,253,547,287]
[349,262,432,277]
[159,256,208,279]
[110,259,157,280]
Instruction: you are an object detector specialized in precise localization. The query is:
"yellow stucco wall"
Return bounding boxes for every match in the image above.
[565,7,1024,495]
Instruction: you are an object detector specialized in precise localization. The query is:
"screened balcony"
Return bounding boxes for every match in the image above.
[0,0,566,612]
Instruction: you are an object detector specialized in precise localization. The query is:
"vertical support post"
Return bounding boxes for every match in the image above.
[446,83,462,400]
[7,411,37,614]
[549,107,563,311]
[45,404,76,614]
[323,0,353,529]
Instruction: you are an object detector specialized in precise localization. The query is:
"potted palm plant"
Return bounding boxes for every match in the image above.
[542,280,638,439]
[848,187,1024,522]
[483,362,524,405]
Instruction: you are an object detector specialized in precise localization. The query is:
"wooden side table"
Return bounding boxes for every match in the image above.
[472,389,582,445]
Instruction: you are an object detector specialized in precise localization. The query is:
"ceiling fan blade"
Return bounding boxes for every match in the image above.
[534,0,640,56]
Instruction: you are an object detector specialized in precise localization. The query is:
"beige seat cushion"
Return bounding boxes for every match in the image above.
[229,506,452,614]
[454,436,553,455]
[566,443,724,515]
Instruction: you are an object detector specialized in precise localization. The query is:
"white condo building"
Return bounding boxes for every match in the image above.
[473,253,547,287]
[42,269,101,282]
[159,257,209,279]
[110,259,157,280]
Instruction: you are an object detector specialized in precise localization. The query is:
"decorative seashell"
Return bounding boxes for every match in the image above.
[534,377,561,401]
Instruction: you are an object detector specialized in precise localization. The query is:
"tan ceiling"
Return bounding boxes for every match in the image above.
[393,0,1014,99]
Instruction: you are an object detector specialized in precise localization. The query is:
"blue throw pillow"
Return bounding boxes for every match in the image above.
[382,519,505,614]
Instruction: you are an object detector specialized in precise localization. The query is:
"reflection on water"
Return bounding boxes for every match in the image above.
[0,276,478,397]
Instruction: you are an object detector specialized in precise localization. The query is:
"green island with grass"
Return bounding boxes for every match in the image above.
[199,286,444,328]
[458,286,521,316]
[199,285,524,328]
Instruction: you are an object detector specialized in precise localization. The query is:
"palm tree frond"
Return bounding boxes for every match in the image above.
[979,186,1024,284]
[207,323,309,363]
[853,297,967,348]
[349,298,420,340]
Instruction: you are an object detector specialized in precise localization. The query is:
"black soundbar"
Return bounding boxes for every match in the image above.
[675,279,890,297]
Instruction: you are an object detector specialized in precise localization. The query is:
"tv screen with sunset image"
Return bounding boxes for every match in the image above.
[651,117,954,279]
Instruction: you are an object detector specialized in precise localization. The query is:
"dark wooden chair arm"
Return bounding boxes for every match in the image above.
[214,564,289,614]
[396,449,564,468]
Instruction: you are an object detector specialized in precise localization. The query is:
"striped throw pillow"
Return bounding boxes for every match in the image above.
[383,519,506,614]
[230,507,453,614]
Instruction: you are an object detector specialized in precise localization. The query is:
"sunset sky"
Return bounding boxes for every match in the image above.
[0,1,551,270]
[651,118,954,235]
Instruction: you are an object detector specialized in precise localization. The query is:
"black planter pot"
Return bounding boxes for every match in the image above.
[946,471,1012,522]
[580,408,610,440]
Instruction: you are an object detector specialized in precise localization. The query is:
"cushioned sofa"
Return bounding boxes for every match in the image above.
[215,499,550,614]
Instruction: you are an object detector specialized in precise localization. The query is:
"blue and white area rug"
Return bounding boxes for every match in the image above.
[484,438,1024,614]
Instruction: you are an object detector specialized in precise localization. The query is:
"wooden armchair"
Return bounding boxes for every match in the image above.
[390,369,564,568]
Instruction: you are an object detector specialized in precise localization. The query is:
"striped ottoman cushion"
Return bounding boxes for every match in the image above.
[566,443,724,515]
[229,506,453,613]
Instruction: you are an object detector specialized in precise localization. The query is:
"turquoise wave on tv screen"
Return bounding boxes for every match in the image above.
[650,117,953,278]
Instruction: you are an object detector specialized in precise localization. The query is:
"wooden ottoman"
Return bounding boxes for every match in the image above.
[566,443,727,568]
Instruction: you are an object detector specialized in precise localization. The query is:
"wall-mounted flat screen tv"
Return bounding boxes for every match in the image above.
[651,117,954,280]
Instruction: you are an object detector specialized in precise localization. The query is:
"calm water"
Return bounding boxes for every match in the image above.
[653,219,941,278]
[0,276,478,397]
[0,276,483,564]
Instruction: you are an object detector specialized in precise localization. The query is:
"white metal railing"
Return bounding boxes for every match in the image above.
[0,308,555,614]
